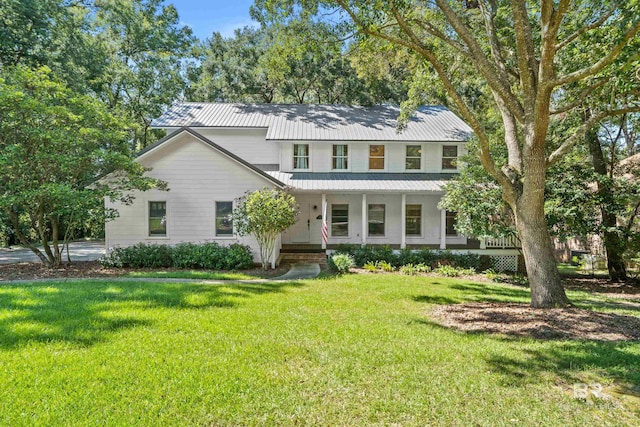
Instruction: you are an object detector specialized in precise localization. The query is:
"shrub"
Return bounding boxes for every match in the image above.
[434,265,460,277]
[375,260,394,272]
[363,262,377,272]
[330,253,355,274]
[100,242,254,270]
[415,263,431,273]
[399,264,417,275]
[334,245,486,270]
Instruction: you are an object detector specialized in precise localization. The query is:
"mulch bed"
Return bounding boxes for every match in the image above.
[0,261,290,281]
[429,302,640,341]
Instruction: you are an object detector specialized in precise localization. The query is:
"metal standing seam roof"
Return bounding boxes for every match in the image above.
[265,172,455,192]
[151,103,473,142]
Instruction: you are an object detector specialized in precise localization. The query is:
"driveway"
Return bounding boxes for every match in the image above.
[0,241,105,265]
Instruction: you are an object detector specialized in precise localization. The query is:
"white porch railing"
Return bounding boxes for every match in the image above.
[481,236,521,249]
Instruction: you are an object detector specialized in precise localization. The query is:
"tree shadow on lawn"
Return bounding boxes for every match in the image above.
[0,280,303,349]
[412,281,531,306]
[413,318,640,396]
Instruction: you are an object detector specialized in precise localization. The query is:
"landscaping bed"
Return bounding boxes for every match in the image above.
[0,260,290,281]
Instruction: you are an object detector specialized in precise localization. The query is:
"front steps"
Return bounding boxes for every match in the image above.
[277,249,327,267]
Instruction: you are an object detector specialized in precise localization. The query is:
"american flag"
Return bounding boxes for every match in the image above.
[321,201,328,245]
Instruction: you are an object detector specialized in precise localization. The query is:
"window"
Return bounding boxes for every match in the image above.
[331,204,349,236]
[368,204,385,236]
[149,201,166,236]
[405,204,422,236]
[369,145,385,170]
[406,145,422,170]
[293,144,309,169]
[446,211,458,236]
[442,145,458,170]
[332,144,348,170]
[215,201,233,236]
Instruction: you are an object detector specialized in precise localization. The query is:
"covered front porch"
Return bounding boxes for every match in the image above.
[281,192,468,250]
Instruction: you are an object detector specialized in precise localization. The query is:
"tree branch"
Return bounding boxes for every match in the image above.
[552,20,640,88]
[512,0,538,105]
[548,105,640,166]
[556,6,617,51]
[433,0,525,122]
[549,77,611,115]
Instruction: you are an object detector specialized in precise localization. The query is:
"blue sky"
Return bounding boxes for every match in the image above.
[169,0,258,40]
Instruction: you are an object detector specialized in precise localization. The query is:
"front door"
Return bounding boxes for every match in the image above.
[291,203,311,243]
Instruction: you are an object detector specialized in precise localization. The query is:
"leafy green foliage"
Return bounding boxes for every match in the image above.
[100,242,254,270]
[0,66,161,267]
[232,188,297,269]
[334,245,486,270]
[188,20,408,105]
[329,253,355,274]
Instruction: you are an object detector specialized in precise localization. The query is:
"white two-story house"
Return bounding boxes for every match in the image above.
[105,103,520,269]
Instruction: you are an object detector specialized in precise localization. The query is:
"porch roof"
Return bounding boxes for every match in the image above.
[264,172,455,192]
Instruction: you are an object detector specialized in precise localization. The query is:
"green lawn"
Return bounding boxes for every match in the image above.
[0,275,638,426]
[124,270,258,280]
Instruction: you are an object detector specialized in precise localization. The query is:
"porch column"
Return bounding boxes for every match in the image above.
[440,208,447,249]
[321,193,327,250]
[401,194,406,249]
[361,193,367,246]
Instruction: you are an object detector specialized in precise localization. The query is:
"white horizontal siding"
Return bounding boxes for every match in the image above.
[196,128,278,165]
[106,132,278,262]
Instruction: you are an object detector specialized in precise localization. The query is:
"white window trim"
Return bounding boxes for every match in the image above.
[330,203,350,238]
[367,203,386,238]
[331,143,351,171]
[214,200,235,238]
[441,144,459,172]
[146,200,169,240]
[404,144,423,172]
[368,143,387,172]
[405,203,423,238]
[293,143,311,171]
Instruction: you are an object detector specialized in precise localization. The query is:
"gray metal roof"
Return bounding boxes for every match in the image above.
[152,103,472,142]
[265,172,454,192]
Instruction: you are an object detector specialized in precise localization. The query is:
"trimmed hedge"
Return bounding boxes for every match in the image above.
[101,242,254,270]
[334,244,490,271]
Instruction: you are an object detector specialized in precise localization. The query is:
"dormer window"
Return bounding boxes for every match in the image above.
[369,145,385,170]
[293,144,309,169]
[442,145,458,170]
[332,144,348,170]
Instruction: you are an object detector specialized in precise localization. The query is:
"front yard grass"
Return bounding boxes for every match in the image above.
[0,274,638,426]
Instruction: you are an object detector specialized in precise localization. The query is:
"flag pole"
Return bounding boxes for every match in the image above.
[321,194,327,250]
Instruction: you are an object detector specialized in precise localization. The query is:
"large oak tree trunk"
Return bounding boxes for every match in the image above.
[586,127,628,281]
[515,206,570,307]
[512,136,570,308]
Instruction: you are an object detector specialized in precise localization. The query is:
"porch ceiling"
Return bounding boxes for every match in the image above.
[265,171,454,192]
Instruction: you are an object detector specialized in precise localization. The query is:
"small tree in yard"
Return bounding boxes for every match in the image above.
[232,188,298,269]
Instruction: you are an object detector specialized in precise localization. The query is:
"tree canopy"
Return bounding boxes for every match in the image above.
[0,66,163,266]
[257,0,640,307]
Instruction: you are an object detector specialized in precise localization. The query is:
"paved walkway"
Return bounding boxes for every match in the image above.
[0,241,105,265]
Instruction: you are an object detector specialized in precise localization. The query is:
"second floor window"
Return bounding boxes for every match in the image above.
[293,144,309,169]
[332,144,348,170]
[406,145,422,170]
[369,145,385,170]
[442,145,458,170]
